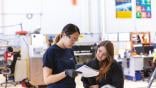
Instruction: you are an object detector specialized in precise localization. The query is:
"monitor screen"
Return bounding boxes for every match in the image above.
[134,46,144,55]
[134,46,154,55]
[144,46,154,55]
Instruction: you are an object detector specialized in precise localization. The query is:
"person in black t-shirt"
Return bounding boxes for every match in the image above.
[43,24,80,88]
[81,40,124,88]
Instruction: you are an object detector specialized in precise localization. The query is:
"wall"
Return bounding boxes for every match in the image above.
[1,0,156,35]
[0,0,4,33]
[102,0,156,33]
[41,0,101,34]
[0,0,42,34]
[0,0,101,34]
[41,0,82,34]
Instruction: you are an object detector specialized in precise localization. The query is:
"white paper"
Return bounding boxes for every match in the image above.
[101,84,115,88]
[76,65,99,77]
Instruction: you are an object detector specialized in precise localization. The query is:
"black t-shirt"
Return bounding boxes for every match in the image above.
[81,59,124,88]
[43,44,76,88]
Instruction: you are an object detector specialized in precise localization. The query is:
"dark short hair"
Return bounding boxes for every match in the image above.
[62,23,80,36]
[7,46,13,52]
[54,23,80,43]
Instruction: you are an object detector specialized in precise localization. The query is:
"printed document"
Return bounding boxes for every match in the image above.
[76,65,99,77]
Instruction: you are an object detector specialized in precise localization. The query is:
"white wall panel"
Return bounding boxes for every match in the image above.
[102,0,156,33]
[3,0,42,13]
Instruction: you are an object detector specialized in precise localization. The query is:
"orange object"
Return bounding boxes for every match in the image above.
[16,31,28,35]
[72,0,77,5]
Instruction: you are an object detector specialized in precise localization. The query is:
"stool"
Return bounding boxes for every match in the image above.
[0,67,16,88]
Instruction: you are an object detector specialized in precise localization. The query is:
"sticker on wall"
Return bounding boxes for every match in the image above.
[136,0,151,18]
[116,0,132,18]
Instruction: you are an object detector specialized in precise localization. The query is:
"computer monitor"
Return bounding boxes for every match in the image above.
[144,45,154,55]
[134,46,144,55]
[134,45,154,55]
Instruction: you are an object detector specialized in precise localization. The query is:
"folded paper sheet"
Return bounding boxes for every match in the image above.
[76,65,99,77]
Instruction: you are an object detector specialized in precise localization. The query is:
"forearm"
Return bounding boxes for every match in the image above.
[153,57,156,63]
[44,71,66,85]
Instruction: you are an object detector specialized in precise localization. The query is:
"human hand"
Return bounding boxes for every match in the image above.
[65,69,82,78]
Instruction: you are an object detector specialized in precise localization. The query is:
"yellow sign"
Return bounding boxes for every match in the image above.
[116,11,132,18]
[116,0,132,18]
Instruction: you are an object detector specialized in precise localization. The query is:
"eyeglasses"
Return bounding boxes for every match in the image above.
[67,35,78,41]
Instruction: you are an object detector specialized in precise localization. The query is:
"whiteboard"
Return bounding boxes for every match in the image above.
[150,32,156,43]
[107,33,118,41]
[31,34,46,47]
[119,33,130,41]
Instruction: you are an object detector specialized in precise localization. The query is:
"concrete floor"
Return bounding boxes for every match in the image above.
[0,75,156,88]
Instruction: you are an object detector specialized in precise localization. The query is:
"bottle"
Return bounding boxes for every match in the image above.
[149,50,151,56]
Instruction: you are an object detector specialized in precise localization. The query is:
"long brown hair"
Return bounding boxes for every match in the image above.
[96,40,114,81]
[54,23,80,44]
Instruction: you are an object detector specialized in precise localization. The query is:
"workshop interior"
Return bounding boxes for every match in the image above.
[0,0,156,88]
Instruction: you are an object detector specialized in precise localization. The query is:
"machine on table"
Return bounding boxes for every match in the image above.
[123,56,154,81]
[72,43,96,64]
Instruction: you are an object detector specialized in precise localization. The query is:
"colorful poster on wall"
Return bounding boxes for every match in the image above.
[136,0,151,18]
[116,0,132,18]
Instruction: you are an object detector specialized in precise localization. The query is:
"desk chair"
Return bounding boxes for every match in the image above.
[0,66,16,88]
[0,51,20,88]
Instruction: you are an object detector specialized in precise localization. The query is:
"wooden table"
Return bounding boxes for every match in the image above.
[29,57,45,86]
